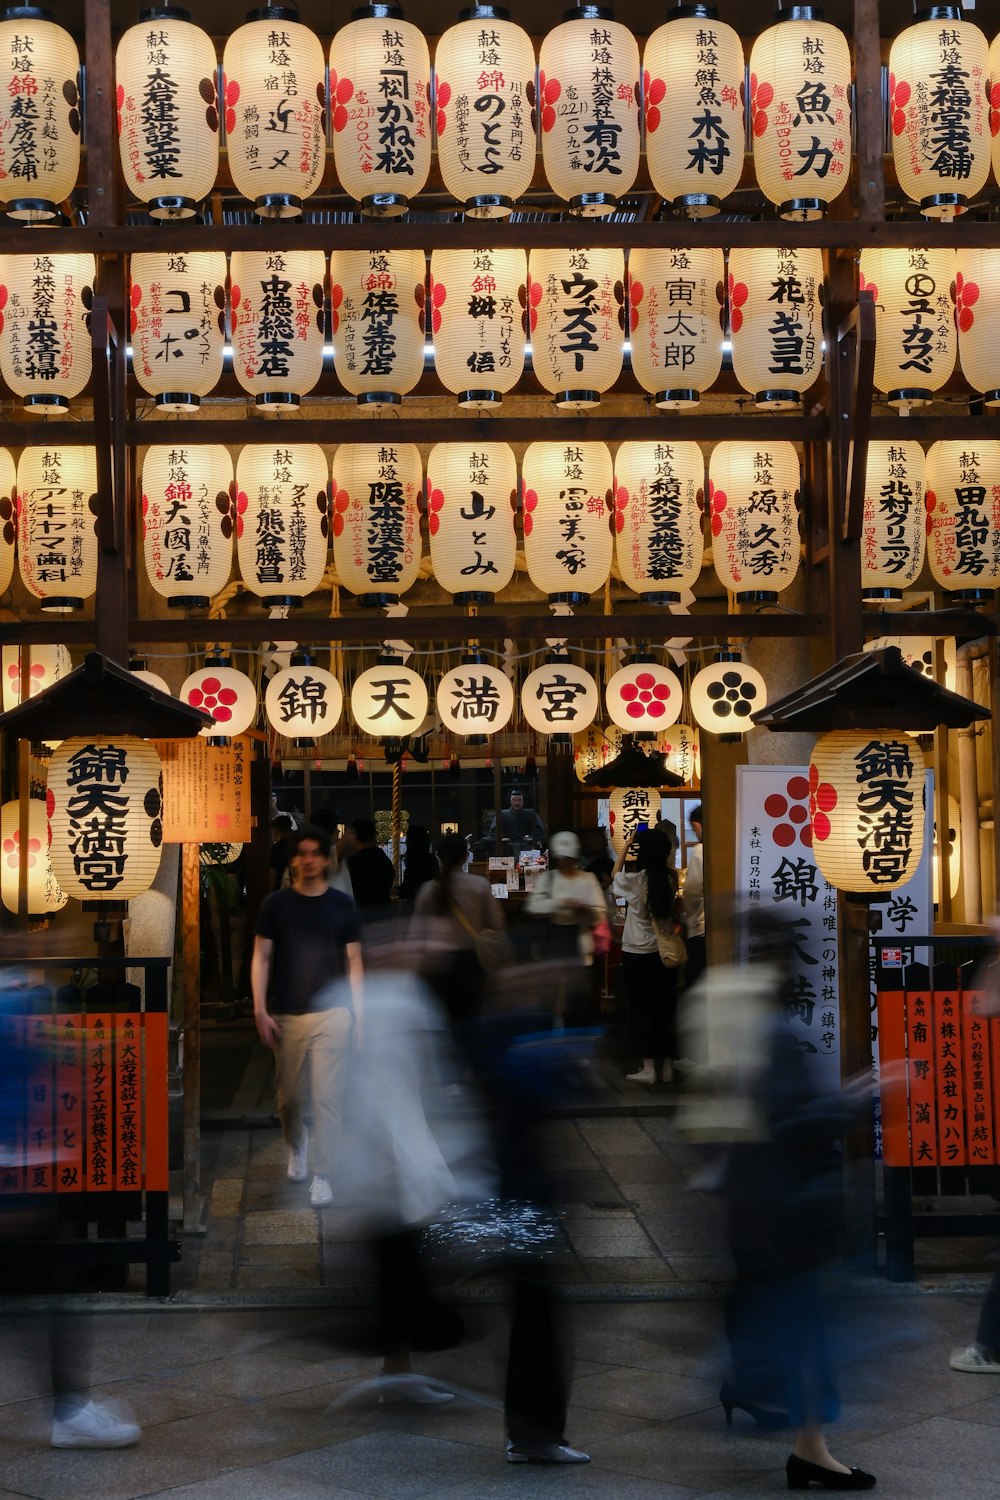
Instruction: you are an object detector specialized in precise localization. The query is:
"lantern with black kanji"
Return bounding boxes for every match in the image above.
[728,246,824,410]
[614,440,704,603]
[329,4,431,216]
[708,441,800,604]
[660,721,700,784]
[1,643,71,712]
[809,731,927,895]
[181,659,258,738]
[643,7,744,217]
[889,9,990,220]
[522,441,613,604]
[426,442,517,602]
[129,251,226,410]
[0,251,93,410]
[606,660,683,736]
[430,247,525,409]
[628,247,724,409]
[925,439,1000,604]
[434,7,535,217]
[0,10,80,221]
[17,446,97,611]
[954,249,1000,407]
[265,655,343,746]
[230,249,326,410]
[992,32,1000,194]
[352,657,429,737]
[859,247,957,410]
[690,655,768,738]
[332,442,422,606]
[235,443,329,607]
[527,247,625,408]
[437,657,514,742]
[142,445,234,609]
[0,443,13,597]
[1,797,66,916]
[47,737,164,900]
[573,722,614,782]
[329,248,426,407]
[860,440,925,601]
[521,658,599,738]
[222,6,325,217]
[608,787,660,855]
[538,5,640,216]
[115,9,220,218]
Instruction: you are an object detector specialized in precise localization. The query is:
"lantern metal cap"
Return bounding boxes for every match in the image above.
[360,593,397,608]
[167,594,209,610]
[736,590,778,605]
[670,6,720,23]
[39,598,82,612]
[981,390,1000,408]
[254,193,302,219]
[24,394,69,411]
[913,7,964,21]
[548,590,590,606]
[555,389,600,409]
[5,198,60,221]
[947,588,995,606]
[138,7,193,21]
[778,4,824,20]
[361,192,410,216]
[156,392,200,411]
[754,389,801,410]
[352,3,404,19]
[459,4,511,19]
[454,590,494,604]
[564,4,615,18]
[1,7,55,19]
[887,387,931,408]
[640,589,683,603]
[260,594,303,608]
[862,588,902,603]
[570,192,617,216]
[672,192,720,218]
[148,195,198,219]
[245,6,301,21]
[920,192,967,218]
[256,392,300,409]
[779,197,826,221]
[0,651,211,739]
[655,389,699,409]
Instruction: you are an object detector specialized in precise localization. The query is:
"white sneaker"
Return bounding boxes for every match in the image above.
[626,1067,656,1084]
[309,1174,333,1207]
[52,1398,141,1449]
[950,1345,1000,1373]
[287,1132,309,1182]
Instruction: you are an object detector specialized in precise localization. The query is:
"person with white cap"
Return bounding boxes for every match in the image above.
[525,831,607,985]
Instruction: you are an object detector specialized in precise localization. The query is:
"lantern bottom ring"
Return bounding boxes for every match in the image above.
[981,390,1000,408]
[886,388,931,409]
[549,733,572,745]
[359,592,398,608]
[671,193,719,219]
[82,900,129,916]
[293,738,316,749]
[255,392,300,409]
[39,598,83,613]
[148,196,198,220]
[466,733,488,746]
[548,590,589,606]
[753,389,801,410]
[4,198,60,223]
[254,194,302,219]
[24,394,70,412]
[458,389,501,409]
[862,588,902,603]
[570,193,617,217]
[640,590,683,604]
[947,589,994,605]
[464,194,512,218]
[654,389,699,409]
[168,595,210,610]
[454,590,494,605]
[919,192,967,219]
[357,391,402,407]
[258,594,303,608]
[736,590,778,605]
[156,392,201,411]
[778,197,826,222]
[362,193,410,218]
[555,389,600,409]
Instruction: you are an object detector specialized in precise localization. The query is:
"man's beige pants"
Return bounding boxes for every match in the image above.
[275,1008,353,1181]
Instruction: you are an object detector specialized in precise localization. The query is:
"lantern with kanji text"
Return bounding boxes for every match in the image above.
[235,443,329,607]
[330,247,426,406]
[1,797,66,917]
[708,441,800,604]
[522,440,613,604]
[608,786,660,856]
[728,246,824,410]
[954,249,1000,407]
[17,446,97,611]
[527,247,625,408]
[860,440,925,601]
[430,247,525,408]
[0,10,80,221]
[521,657,599,738]
[437,656,514,743]
[809,731,927,895]
[352,657,429,737]
[265,654,343,746]
[130,251,226,410]
[47,736,164,901]
[332,442,422,606]
[859,247,957,410]
[614,440,704,603]
[230,249,325,409]
[660,721,700,784]
[142,445,234,609]
[628,247,724,409]
[0,251,93,409]
[925,439,1000,604]
[0,443,13,596]
[426,441,517,602]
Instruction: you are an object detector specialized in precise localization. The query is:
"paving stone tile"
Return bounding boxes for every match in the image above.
[242,1210,319,1246]
[563,1218,660,1259]
[584,1257,678,1283]
[267,1428,501,1499]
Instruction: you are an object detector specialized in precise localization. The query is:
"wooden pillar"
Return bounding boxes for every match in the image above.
[852,0,886,223]
[181,843,202,1233]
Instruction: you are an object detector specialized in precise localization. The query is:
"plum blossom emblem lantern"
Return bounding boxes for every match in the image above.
[352,659,429,738]
[437,659,514,741]
[0,444,14,597]
[0,11,80,221]
[925,440,1000,605]
[235,443,329,607]
[606,661,683,736]
[426,442,517,603]
[1,643,71,712]
[628,247,724,409]
[860,441,925,602]
[954,249,1000,408]
[522,441,613,604]
[1,798,66,916]
[329,248,425,407]
[17,446,98,611]
[181,662,258,739]
[521,659,599,737]
[708,441,801,604]
[527,248,625,409]
[430,247,525,409]
[130,251,226,410]
[809,731,926,895]
[142,445,234,609]
[47,737,164,901]
[332,442,421,607]
[614,440,704,603]
[859,247,957,411]
[230,249,326,409]
[0,252,93,410]
[728,246,824,410]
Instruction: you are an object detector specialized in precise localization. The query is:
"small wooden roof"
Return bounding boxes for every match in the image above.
[753,647,990,733]
[0,652,211,739]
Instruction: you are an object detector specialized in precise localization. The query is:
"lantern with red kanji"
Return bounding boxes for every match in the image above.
[0,12,80,221]
[527,247,625,409]
[522,441,613,604]
[925,439,1000,604]
[728,246,824,409]
[0,444,13,598]
[0,252,93,410]
[17,447,98,611]
[809,731,927,895]
[991,33,1000,196]
[332,442,422,606]
[1,797,66,917]
[230,249,326,410]
[860,440,925,601]
[708,441,801,603]
[628,247,724,409]
[426,442,517,602]
[954,249,1000,407]
[430,247,525,408]
[235,443,329,607]
[613,440,704,603]
[142,445,234,609]
[129,251,226,410]
[329,248,426,406]
[859,247,957,411]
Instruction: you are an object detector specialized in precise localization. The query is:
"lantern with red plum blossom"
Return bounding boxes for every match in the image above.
[522,441,613,604]
[925,440,1000,604]
[527,247,625,408]
[1,644,71,713]
[614,441,704,603]
[0,798,66,916]
[332,443,422,606]
[129,252,226,410]
[230,250,325,409]
[426,442,517,602]
[954,249,1000,407]
[181,660,258,738]
[17,447,98,611]
[235,443,329,607]
[329,248,426,406]
[606,660,683,736]
[142,445,234,609]
[430,247,525,408]
[809,731,926,895]
[708,441,800,604]
[628,247,724,409]
[860,441,925,601]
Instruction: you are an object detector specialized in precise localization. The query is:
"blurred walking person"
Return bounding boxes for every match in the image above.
[411,832,505,1035]
[612,825,682,1084]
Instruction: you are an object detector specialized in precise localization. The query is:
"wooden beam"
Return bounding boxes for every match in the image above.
[839,292,877,542]
[852,0,886,223]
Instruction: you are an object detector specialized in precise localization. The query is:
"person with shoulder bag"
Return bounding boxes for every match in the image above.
[611,824,684,1084]
[411,833,508,1033]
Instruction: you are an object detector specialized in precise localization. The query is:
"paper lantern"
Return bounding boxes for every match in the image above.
[332,441,421,605]
[522,441,613,603]
[426,441,517,602]
[265,660,343,743]
[889,12,990,220]
[708,441,800,603]
[0,251,93,409]
[527,247,625,408]
[933,791,961,905]
[329,6,431,216]
[861,440,925,601]
[434,9,535,217]
[1,643,71,712]
[429,247,525,408]
[181,662,258,738]
[142,445,234,609]
[809,731,926,895]
[614,440,704,603]
[222,8,325,217]
[859,248,957,410]
[690,657,767,736]
[573,722,614,782]
[0,12,80,221]
[235,443,329,607]
[606,661,683,735]
[230,249,325,409]
[47,737,164,900]
[129,665,171,696]
[129,251,226,410]
[537,7,640,216]
[955,249,1000,407]
[0,443,14,596]
[521,659,599,736]
[728,245,824,410]
[749,9,851,219]
[329,248,425,406]
[925,439,1000,602]
[659,721,700,785]
[608,787,661,856]
[352,659,428,737]
[1,798,66,916]
[17,446,97,611]
[628,247,724,409]
[643,9,744,217]
[437,659,514,739]
[992,32,1000,195]
[115,10,219,218]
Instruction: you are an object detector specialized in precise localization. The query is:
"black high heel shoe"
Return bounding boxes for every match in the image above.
[786,1454,876,1490]
[719,1381,791,1430]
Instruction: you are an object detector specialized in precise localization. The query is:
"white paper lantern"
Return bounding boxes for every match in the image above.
[860,440,925,600]
[17,446,98,611]
[522,441,613,603]
[608,787,661,856]
[437,659,514,739]
[0,797,66,915]
[659,721,700,785]
[352,659,428,737]
[709,441,800,603]
[992,33,1000,198]
[0,12,80,221]
[426,442,517,602]
[614,440,704,602]
[1,643,71,712]
[235,443,329,606]
[129,251,226,409]
[925,439,1000,602]
[809,731,926,894]
[606,661,683,735]
[181,662,258,738]
[430,247,525,408]
[47,736,163,900]
[142,445,234,608]
[859,247,957,410]
[0,251,93,409]
[265,661,343,742]
[573,722,614,783]
[933,791,961,905]
[728,246,824,409]
[955,249,1000,407]
[628,247,724,408]
[230,249,326,409]
[332,442,421,605]
[690,658,767,736]
[521,659,599,736]
[0,444,14,596]
[129,666,171,696]
[329,248,426,406]
[527,247,625,407]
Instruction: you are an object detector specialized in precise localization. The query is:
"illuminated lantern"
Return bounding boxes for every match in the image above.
[265,657,343,744]
[222,7,325,217]
[606,661,683,736]
[129,662,171,696]
[614,440,704,603]
[129,251,226,410]
[47,737,164,900]
[0,252,93,410]
[690,656,767,737]
[527,247,625,408]
[434,8,535,217]
[430,247,525,408]
[860,440,925,601]
[17,446,97,611]
[142,445,234,609]
[708,441,800,603]
[0,444,14,596]
[181,660,258,738]
[925,439,1000,603]
[115,10,219,218]
[933,791,961,905]
[628,247,724,409]
[426,442,517,602]
[329,5,431,216]
[809,731,926,895]
[352,658,429,737]
[537,6,640,216]
[955,249,1000,407]
[1,643,71,712]
[643,8,744,217]
[235,443,329,607]
[859,247,957,410]
[573,722,614,782]
[329,248,425,407]
[0,11,80,221]
[992,33,1000,194]
[522,441,613,603]
[521,659,599,736]
[608,787,660,855]
[332,442,421,605]
[659,721,700,784]
[889,11,990,220]
[230,249,326,409]
[749,8,851,220]
[437,658,514,741]
[728,246,824,409]
[1,798,65,916]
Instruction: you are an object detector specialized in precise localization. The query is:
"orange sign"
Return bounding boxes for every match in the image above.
[153,735,253,844]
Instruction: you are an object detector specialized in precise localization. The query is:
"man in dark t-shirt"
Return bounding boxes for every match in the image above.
[344,816,396,920]
[252,826,363,1209]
